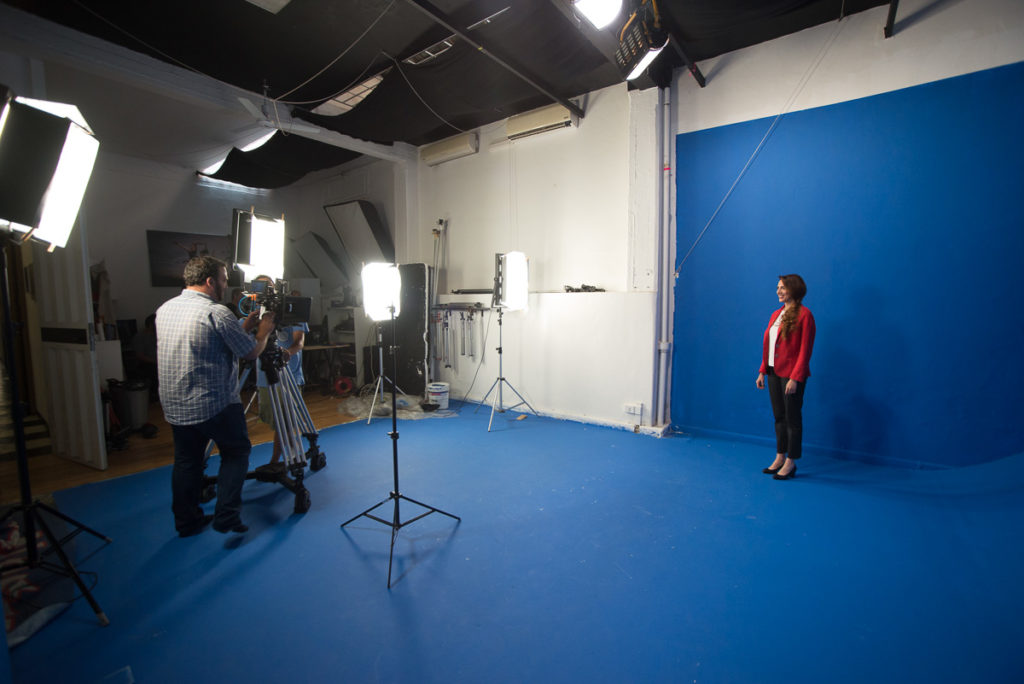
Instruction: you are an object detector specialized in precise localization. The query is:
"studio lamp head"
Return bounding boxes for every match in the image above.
[362,262,401,321]
[233,208,285,282]
[0,87,100,250]
[494,251,529,311]
[574,0,622,30]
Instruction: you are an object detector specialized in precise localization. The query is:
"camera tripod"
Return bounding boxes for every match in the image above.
[203,338,325,514]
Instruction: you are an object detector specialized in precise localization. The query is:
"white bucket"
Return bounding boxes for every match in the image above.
[426,382,450,410]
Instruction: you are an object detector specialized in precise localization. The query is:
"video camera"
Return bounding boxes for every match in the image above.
[240,276,311,327]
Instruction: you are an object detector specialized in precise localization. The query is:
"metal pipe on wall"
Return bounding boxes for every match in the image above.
[654,85,674,427]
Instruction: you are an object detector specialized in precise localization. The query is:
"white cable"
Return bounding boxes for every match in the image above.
[275,0,396,102]
[674,15,848,276]
[384,53,466,134]
[457,309,492,408]
[279,55,388,107]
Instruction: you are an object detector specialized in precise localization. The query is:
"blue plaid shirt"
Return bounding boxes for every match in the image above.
[157,289,259,425]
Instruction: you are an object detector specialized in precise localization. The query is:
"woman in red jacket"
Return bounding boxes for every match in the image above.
[756,274,815,480]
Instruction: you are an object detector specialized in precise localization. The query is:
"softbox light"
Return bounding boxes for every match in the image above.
[497,251,529,311]
[233,208,285,281]
[0,89,99,250]
[361,262,401,322]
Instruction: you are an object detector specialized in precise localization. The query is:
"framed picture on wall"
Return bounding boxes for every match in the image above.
[146,230,242,287]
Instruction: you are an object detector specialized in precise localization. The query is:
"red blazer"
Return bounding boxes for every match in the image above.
[759,305,815,382]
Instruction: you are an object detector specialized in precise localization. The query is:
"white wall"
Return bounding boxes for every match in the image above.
[675,0,1024,135]
[82,153,399,327]
[276,158,399,299]
[413,83,664,429]
[82,153,278,325]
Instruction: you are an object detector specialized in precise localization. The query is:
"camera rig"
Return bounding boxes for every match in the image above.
[201,276,325,514]
[240,276,311,329]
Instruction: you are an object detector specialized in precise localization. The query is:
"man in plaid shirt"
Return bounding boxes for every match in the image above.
[157,256,275,537]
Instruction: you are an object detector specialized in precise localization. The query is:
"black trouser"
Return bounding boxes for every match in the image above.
[766,368,806,460]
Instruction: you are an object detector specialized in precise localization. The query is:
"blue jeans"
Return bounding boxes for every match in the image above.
[171,403,251,533]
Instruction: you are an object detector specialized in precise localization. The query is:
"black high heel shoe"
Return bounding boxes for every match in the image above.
[773,465,797,480]
[762,465,782,474]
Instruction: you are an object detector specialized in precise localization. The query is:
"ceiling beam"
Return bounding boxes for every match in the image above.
[884,0,900,39]
[254,112,416,164]
[669,37,706,88]
[403,0,585,119]
[0,4,413,165]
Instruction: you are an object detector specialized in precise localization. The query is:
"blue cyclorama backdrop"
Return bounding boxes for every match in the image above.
[671,60,1024,469]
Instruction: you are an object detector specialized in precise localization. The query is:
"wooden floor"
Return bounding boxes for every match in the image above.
[0,388,358,505]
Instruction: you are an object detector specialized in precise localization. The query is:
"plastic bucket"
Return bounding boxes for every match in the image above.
[426,382,449,410]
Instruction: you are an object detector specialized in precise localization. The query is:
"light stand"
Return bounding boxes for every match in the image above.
[342,295,459,588]
[475,307,539,431]
[0,246,111,625]
[0,89,109,625]
[366,322,405,424]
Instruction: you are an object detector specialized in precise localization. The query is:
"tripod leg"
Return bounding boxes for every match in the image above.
[476,376,500,415]
[488,378,504,432]
[340,496,390,527]
[398,493,461,522]
[34,501,112,543]
[500,379,539,416]
[32,510,109,626]
[387,496,400,589]
[367,376,383,424]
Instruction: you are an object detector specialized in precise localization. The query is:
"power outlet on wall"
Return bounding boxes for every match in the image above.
[624,402,643,416]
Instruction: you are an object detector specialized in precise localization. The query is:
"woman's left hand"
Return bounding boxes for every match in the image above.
[785,379,799,395]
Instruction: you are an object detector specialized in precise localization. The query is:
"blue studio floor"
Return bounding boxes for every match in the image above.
[8,403,1024,683]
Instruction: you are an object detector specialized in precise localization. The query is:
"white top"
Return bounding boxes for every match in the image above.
[768,313,783,368]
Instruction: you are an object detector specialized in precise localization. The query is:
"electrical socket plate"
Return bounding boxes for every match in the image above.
[624,402,643,415]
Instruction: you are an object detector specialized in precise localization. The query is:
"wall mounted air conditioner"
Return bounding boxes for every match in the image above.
[421,132,479,166]
[506,103,579,140]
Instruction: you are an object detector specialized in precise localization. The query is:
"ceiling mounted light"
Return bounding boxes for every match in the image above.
[625,37,668,80]
[574,0,623,30]
[614,1,669,81]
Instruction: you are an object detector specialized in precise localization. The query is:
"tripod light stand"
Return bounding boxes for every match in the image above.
[366,321,405,424]
[475,251,538,431]
[0,88,110,625]
[342,263,459,588]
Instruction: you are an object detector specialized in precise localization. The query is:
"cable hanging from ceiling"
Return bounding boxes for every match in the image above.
[69,0,394,118]
[278,55,390,107]
[273,0,396,103]
[70,0,225,83]
[674,9,850,277]
[383,52,466,134]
